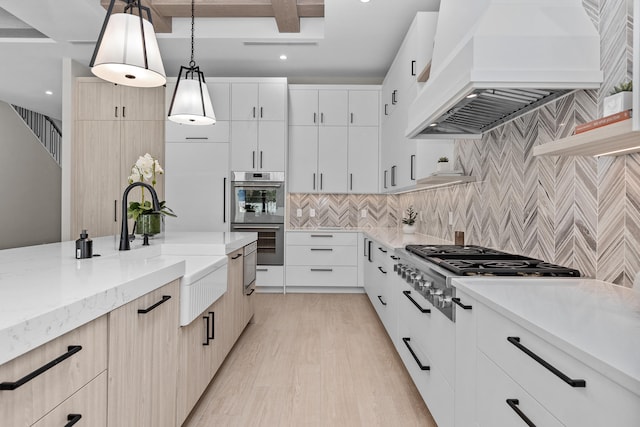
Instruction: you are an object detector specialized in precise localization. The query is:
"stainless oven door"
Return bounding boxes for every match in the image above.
[231,224,284,266]
[231,178,285,224]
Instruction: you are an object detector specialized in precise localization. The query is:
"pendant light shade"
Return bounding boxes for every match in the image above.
[168,66,216,125]
[167,0,215,125]
[90,0,166,88]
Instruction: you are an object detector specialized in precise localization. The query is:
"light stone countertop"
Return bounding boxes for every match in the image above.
[0,231,256,365]
[452,277,640,396]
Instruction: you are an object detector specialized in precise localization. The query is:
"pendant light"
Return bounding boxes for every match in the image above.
[167,0,216,125]
[90,0,166,87]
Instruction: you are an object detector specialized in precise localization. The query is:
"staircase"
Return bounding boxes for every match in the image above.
[12,105,61,165]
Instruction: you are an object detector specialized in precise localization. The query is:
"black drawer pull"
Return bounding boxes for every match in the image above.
[377,295,387,306]
[246,288,256,296]
[378,247,387,253]
[507,337,586,387]
[378,266,387,274]
[231,253,242,259]
[65,414,83,427]
[257,268,269,272]
[310,268,333,272]
[402,338,430,371]
[390,255,399,260]
[208,311,215,340]
[203,315,211,346]
[506,399,536,427]
[137,295,171,314]
[452,297,472,310]
[402,290,430,313]
[0,345,82,390]
[310,248,333,251]
[310,234,333,238]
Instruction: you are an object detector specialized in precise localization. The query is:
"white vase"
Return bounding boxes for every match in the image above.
[603,91,632,117]
[436,162,451,173]
[402,224,416,234]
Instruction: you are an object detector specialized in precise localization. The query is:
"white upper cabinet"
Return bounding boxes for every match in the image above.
[348,91,379,127]
[318,126,348,192]
[318,90,348,126]
[348,127,379,193]
[288,87,349,126]
[289,90,318,126]
[288,126,319,193]
[231,121,286,171]
[231,82,286,121]
[207,82,231,121]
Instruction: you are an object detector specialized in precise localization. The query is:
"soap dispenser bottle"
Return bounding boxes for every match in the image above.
[75,230,93,259]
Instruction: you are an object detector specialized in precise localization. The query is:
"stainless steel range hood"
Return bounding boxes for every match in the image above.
[407,0,603,139]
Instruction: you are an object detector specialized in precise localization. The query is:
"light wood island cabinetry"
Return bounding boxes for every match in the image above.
[107,280,180,427]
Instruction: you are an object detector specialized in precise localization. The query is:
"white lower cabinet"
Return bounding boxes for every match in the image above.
[256,265,284,288]
[285,232,359,289]
[476,351,563,427]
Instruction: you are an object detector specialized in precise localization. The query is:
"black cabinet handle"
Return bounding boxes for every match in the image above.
[363,237,368,256]
[384,104,388,116]
[311,268,333,272]
[0,346,82,390]
[310,248,333,251]
[185,137,209,140]
[313,112,316,123]
[367,240,372,262]
[320,173,323,190]
[137,295,171,314]
[402,338,430,371]
[378,247,387,253]
[223,177,227,223]
[208,311,215,340]
[390,255,399,260]
[231,253,242,259]
[320,112,324,123]
[313,173,316,190]
[383,170,388,189]
[114,106,118,117]
[411,60,416,76]
[391,165,397,187]
[114,199,117,222]
[350,173,353,191]
[403,291,430,313]
[452,297,472,310]
[410,154,416,180]
[122,106,126,118]
[506,399,536,427]
[350,112,354,124]
[260,151,263,169]
[252,151,255,169]
[260,107,263,118]
[507,337,586,387]
[378,266,387,274]
[246,288,256,296]
[377,295,387,306]
[203,315,210,345]
[65,414,83,427]
[310,234,333,238]
[392,90,397,105]
[252,106,256,118]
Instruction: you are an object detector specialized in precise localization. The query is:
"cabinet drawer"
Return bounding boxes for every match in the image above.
[166,120,230,142]
[286,245,357,266]
[0,316,107,427]
[256,265,284,286]
[286,232,357,246]
[397,330,454,427]
[477,351,563,427]
[32,371,107,427]
[286,266,357,287]
[477,304,640,426]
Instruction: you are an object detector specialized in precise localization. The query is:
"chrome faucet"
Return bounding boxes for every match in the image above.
[119,182,160,251]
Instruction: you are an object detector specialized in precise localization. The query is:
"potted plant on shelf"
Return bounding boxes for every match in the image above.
[436,156,451,173]
[603,80,632,117]
[127,153,176,236]
[402,205,417,234]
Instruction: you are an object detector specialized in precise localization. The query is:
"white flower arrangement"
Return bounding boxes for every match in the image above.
[127,153,175,222]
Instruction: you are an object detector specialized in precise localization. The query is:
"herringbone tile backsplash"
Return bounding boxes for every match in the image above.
[289,0,638,287]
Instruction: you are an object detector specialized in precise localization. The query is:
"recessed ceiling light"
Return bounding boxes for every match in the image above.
[279,54,287,60]
[466,93,478,98]
[45,91,53,95]
[360,0,371,3]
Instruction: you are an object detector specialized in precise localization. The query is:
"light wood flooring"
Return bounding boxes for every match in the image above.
[183,293,437,426]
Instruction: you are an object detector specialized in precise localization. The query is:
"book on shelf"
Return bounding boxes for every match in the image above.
[574,110,632,134]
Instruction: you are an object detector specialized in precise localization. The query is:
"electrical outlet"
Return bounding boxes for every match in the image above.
[361,209,367,218]
[448,211,454,226]
[310,208,316,217]
[296,208,302,217]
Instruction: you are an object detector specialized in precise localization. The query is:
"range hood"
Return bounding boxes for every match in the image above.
[407,0,603,139]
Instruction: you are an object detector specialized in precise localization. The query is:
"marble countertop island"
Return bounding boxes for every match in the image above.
[0,232,256,365]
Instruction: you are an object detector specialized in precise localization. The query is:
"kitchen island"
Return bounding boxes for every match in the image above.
[0,231,256,366]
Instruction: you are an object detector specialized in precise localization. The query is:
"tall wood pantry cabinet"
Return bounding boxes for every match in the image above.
[72,78,165,238]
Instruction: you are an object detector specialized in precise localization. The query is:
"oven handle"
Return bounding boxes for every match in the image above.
[233,225,282,230]
[233,183,282,188]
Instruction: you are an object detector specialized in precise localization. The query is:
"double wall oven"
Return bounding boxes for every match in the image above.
[230,172,285,266]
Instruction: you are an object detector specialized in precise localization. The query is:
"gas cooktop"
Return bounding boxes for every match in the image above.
[405,244,580,277]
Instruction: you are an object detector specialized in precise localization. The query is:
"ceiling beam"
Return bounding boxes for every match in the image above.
[151,0,324,19]
[100,0,172,33]
[271,0,299,33]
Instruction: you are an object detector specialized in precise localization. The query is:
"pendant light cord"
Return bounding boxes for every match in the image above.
[189,0,195,67]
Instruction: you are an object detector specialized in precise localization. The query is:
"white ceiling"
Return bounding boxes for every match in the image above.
[0,0,440,120]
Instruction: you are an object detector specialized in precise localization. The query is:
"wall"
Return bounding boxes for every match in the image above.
[0,101,61,249]
[289,0,638,287]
